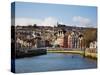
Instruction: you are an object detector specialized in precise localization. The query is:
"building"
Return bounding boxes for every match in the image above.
[68,34,72,48]
[15,25,88,49]
[90,41,97,48]
[54,29,65,47]
[78,34,85,49]
[68,31,79,48]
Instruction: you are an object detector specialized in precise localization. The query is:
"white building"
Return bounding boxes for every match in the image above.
[89,41,97,48]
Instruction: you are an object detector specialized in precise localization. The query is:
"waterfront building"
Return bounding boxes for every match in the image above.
[93,41,97,48]
[90,42,94,48]
[89,41,97,49]
[63,33,68,48]
[54,29,64,47]
[68,34,72,48]
[74,33,79,48]
[67,31,85,49]
[15,25,87,50]
[78,34,85,49]
[86,41,97,53]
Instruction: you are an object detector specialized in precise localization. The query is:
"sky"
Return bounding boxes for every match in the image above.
[12,2,97,27]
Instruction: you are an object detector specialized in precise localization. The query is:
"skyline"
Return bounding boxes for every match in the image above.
[12,2,97,27]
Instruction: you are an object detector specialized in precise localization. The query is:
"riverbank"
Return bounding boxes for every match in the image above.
[14,48,97,59]
[47,50,97,59]
[84,52,97,59]
[15,49,47,58]
[47,50,83,54]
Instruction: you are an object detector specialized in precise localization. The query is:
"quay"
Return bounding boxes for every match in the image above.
[16,48,47,58]
[15,48,97,59]
[47,48,97,59]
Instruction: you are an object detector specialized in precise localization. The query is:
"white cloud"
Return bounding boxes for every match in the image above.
[15,18,42,26]
[72,16,92,27]
[41,17,57,26]
[73,16,91,24]
[15,17,58,27]
[15,16,96,28]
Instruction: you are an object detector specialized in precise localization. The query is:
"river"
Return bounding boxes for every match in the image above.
[15,53,97,73]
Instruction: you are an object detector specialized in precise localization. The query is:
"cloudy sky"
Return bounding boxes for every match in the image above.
[11,2,97,27]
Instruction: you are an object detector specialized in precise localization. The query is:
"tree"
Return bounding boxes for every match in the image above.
[83,28,97,47]
[33,24,37,27]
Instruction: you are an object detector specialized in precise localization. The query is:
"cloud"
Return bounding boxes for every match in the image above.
[15,16,96,28]
[15,17,58,27]
[72,16,92,27]
[41,17,57,26]
[15,18,42,26]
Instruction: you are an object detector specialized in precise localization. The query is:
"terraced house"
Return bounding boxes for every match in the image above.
[15,24,88,50]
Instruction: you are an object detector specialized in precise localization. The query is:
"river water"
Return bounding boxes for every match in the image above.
[15,53,97,73]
